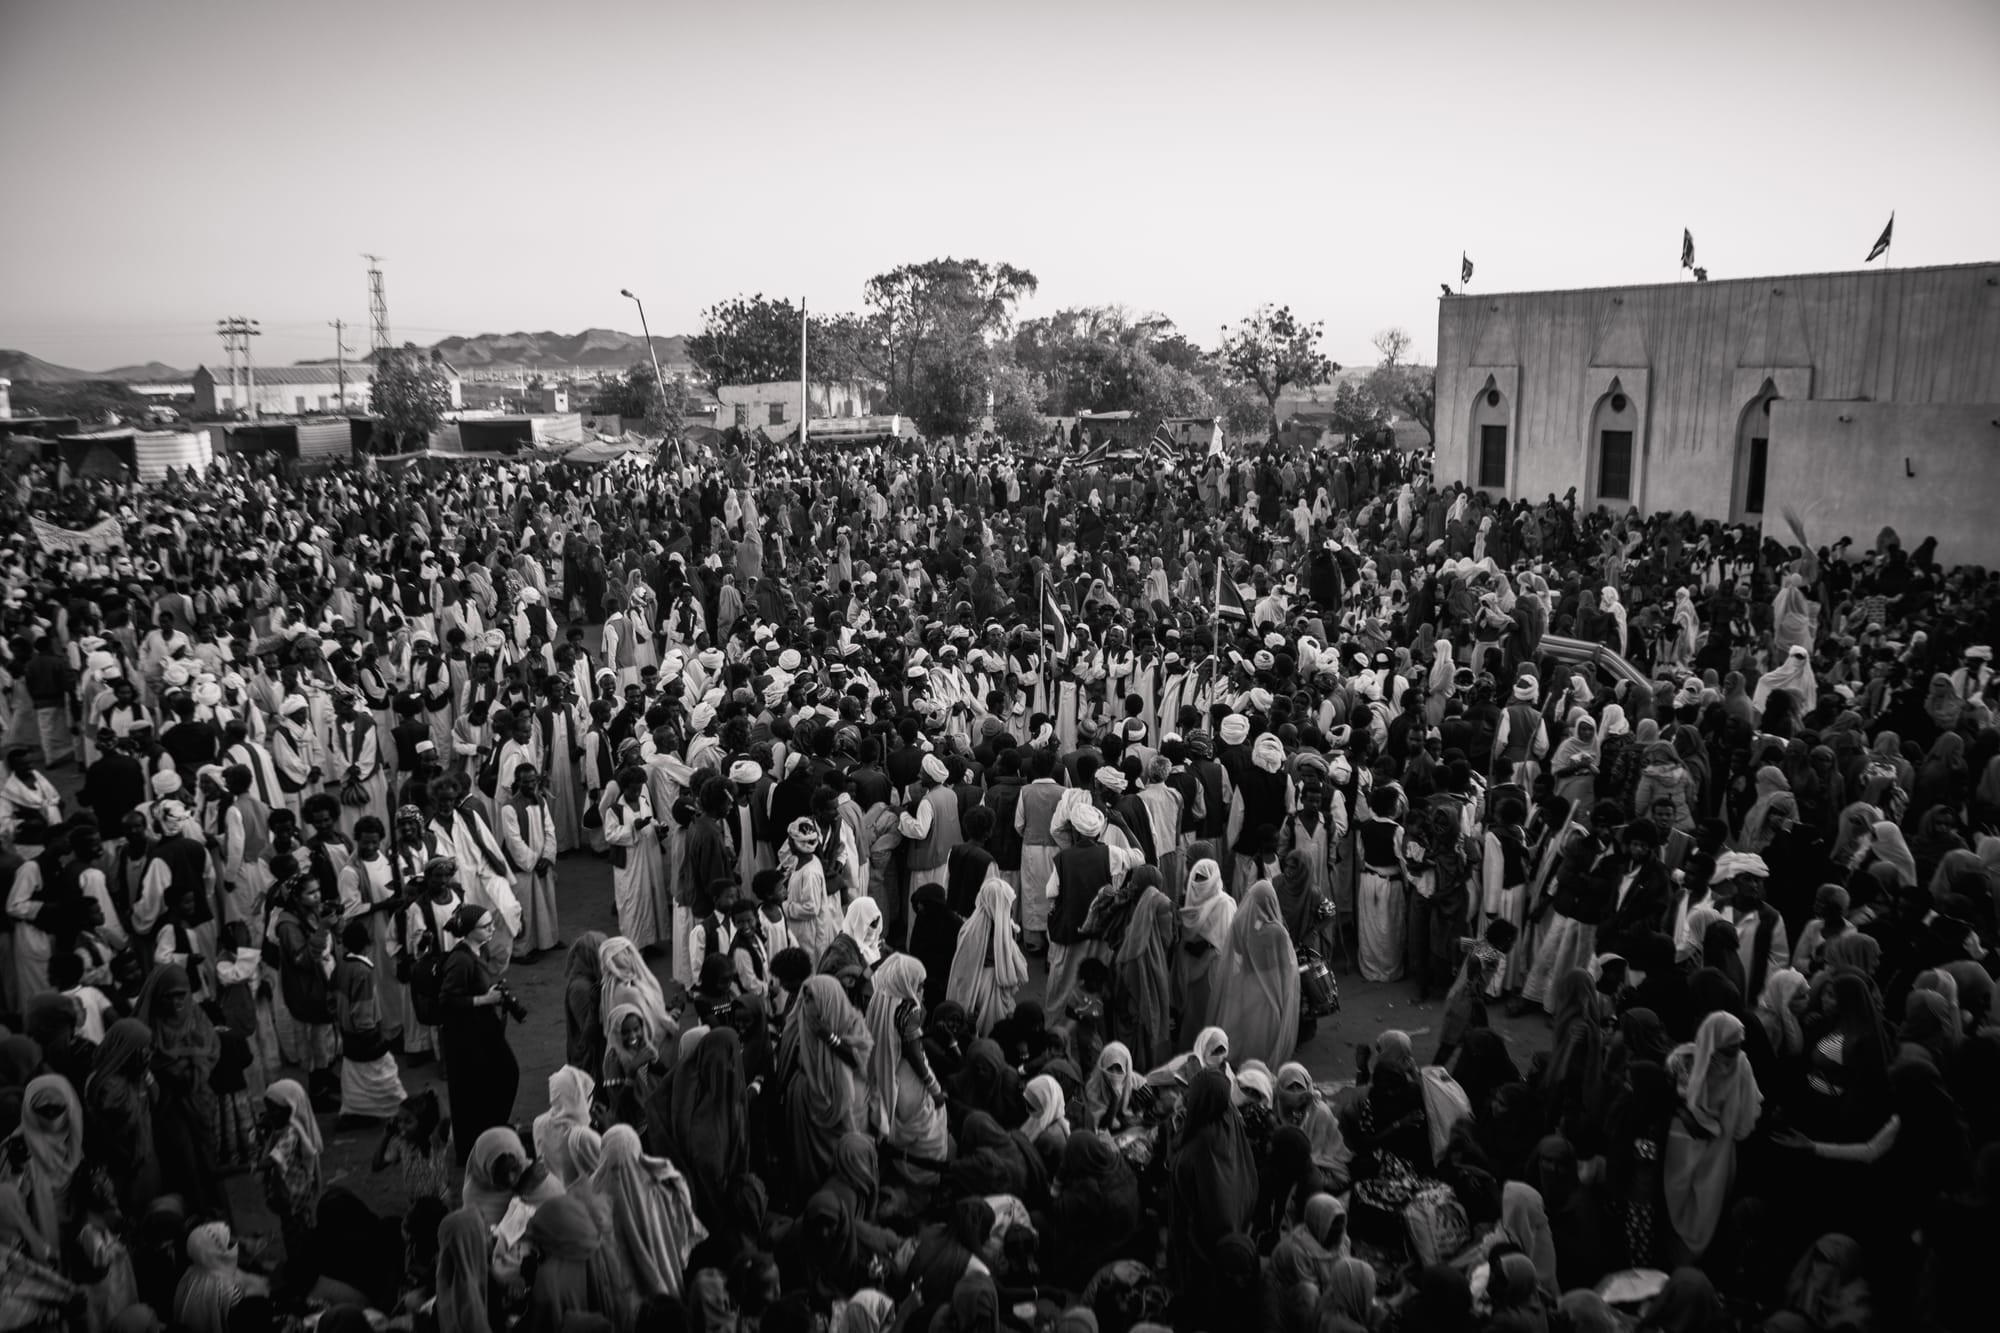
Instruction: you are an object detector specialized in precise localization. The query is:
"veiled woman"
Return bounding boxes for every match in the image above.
[860,954,948,1188]
[83,1018,159,1218]
[1176,857,1236,1046]
[590,1124,707,1304]
[1049,1129,1142,1292]
[1169,1068,1258,1328]
[776,974,873,1202]
[662,1026,749,1227]
[1110,862,1175,1069]
[946,874,1029,1037]
[435,1205,495,1333]
[1664,1011,1763,1258]
[1211,881,1301,1069]
[522,1191,608,1333]
[135,964,227,1220]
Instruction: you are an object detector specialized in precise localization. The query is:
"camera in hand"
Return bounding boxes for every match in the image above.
[494,979,529,1023]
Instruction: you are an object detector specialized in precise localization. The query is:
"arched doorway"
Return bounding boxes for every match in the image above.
[1470,376,1510,493]
[1587,378,1640,511]
[1732,378,1778,522]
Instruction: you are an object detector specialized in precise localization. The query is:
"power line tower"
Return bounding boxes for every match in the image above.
[216,317,261,417]
[363,253,391,356]
[327,320,356,410]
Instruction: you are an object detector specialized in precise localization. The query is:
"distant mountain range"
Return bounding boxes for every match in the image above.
[423,328,690,373]
[2,328,691,386]
[0,350,190,383]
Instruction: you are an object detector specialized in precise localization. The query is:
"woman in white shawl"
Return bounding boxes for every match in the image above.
[1549,712,1600,811]
[1292,498,1314,549]
[532,1065,596,1185]
[1752,644,1819,719]
[1772,572,1818,657]
[947,873,1029,1036]
[865,953,948,1179]
[1142,557,1171,610]
[1423,639,1455,727]
[1600,585,1629,655]
[1176,857,1236,1044]
[1665,587,1702,670]
[1664,1011,1763,1257]
[1021,1074,1070,1146]
[1211,880,1301,1069]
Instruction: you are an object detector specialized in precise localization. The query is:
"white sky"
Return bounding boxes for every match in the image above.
[2,0,1996,372]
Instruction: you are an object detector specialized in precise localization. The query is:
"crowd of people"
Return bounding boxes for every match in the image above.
[0,420,1994,1333]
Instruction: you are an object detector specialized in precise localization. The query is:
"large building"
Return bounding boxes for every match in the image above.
[1434,261,2000,562]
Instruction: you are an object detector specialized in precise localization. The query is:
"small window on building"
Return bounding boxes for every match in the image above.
[768,402,786,426]
[1478,424,1507,488]
[1598,430,1634,500]
[296,396,306,413]
[733,403,749,428]
[318,396,330,410]
[1745,437,1769,514]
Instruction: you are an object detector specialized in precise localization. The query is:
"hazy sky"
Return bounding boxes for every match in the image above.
[3,0,1996,372]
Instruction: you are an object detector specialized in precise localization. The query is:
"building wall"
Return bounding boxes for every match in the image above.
[1767,400,2000,565]
[1435,262,2000,518]
[715,380,880,427]
[196,372,369,417]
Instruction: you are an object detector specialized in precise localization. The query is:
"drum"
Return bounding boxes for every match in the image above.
[1298,949,1341,1017]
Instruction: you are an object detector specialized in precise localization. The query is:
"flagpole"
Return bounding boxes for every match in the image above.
[1212,554,1224,702]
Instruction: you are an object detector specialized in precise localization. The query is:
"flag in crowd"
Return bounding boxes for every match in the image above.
[1040,571,1069,653]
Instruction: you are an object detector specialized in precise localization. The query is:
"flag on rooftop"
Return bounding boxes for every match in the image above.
[1866,214,1894,262]
[1681,229,1695,270]
[1461,252,1473,285]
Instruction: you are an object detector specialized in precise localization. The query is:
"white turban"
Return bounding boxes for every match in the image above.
[1070,804,1107,839]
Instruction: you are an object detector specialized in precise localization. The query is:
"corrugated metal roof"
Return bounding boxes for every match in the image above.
[195,364,358,387]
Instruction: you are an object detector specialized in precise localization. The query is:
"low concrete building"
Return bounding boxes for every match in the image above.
[1434,261,2000,561]
[715,379,881,430]
[194,365,369,417]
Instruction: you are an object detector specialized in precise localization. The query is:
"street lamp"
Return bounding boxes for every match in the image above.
[620,288,671,432]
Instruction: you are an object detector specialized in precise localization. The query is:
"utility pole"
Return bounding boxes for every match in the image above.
[799,297,809,450]
[216,317,260,417]
[216,319,239,414]
[328,319,355,410]
[364,254,390,355]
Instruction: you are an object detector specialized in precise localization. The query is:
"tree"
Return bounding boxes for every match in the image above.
[865,258,1038,436]
[369,347,452,453]
[1216,382,1272,441]
[1008,306,1213,437]
[988,360,1046,446]
[1216,304,1337,436]
[687,294,805,391]
[1327,378,1389,443]
[590,360,698,433]
[687,296,889,396]
[1367,362,1436,444]
[808,310,890,386]
[1372,326,1414,368]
